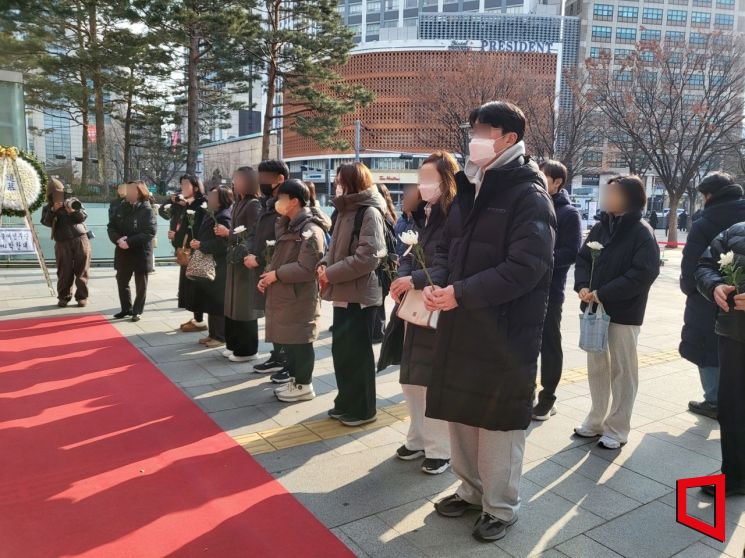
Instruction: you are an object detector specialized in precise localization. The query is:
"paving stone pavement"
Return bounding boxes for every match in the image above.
[2,249,744,557]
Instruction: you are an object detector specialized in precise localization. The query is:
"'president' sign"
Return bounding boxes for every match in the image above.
[480,40,558,54]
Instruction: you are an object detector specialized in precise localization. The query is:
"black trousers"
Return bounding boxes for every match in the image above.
[116,268,148,315]
[225,317,258,356]
[282,343,315,384]
[373,303,386,341]
[332,304,377,420]
[538,300,564,405]
[208,314,225,342]
[718,336,745,484]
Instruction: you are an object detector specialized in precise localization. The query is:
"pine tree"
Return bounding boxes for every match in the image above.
[134,0,260,175]
[241,0,374,159]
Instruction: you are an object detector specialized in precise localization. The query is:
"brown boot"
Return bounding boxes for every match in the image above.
[198,336,213,345]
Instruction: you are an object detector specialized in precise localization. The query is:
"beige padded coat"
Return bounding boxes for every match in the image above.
[264,207,331,345]
[320,188,387,307]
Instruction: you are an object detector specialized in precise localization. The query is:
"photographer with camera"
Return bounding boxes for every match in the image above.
[41,177,92,307]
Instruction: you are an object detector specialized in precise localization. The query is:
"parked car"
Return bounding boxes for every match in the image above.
[652,209,684,230]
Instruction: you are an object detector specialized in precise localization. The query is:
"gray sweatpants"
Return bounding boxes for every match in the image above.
[450,422,525,521]
[582,323,641,443]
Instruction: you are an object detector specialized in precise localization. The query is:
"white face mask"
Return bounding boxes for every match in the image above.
[418,182,440,203]
[335,184,343,197]
[468,135,507,166]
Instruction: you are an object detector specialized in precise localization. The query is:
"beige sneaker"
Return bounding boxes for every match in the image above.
[205,339,225,349]
[276,382,315,402]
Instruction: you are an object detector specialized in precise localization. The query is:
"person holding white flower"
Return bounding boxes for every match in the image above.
[573,175,660,449]
[318,162,387,426]
[696,225,745,496]
[258,179,331,401]
[389,151,457,475]
[216,167,263,362]
[190,187,233,348]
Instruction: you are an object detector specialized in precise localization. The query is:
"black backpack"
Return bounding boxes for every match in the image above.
[349,206,398,296]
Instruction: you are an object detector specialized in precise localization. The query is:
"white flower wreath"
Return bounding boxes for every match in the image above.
[2,157,43,213]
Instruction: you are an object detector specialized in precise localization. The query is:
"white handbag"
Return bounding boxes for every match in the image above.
[396,289,440,329]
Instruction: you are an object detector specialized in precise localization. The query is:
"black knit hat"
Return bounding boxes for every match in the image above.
[697,172,742,196]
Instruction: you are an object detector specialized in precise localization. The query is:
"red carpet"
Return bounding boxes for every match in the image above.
[0,314,352,558]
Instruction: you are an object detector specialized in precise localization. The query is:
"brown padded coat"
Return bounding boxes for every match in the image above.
[320,189,387,307]
[264,207,331,345]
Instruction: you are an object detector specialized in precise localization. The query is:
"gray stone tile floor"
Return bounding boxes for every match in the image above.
[2,248,744,557]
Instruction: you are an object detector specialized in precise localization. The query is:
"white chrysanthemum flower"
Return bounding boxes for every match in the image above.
[163,204,172,210]
[587,241,604,251]
[186,209,195,215]
[375,248,388,258]
[266,240,276,247]
[233,225,247,234]
[399,230,419,246]
[201,202,208,209]
[302,229,313,239]
[719,251,735,268]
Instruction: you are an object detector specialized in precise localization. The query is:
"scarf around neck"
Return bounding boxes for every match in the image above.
[465,141,527,197]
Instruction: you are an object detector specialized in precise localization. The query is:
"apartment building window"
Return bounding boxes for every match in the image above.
[691,11,710,26]
[666,31,686,44]
[384,0,399,9]
[422,0,438,6]
[403,17,417,26]
[641,29,662,41]
[616,27,637,43]
[689,32,708,46]
[366,22,380,34]
[593,4,614,20]
[592,25,613,41]
[688,74,705,88]
[615,48,633,60]
[618,6,639,22]
[667,10,687,26]
[584,151,603,166]
[640,50,655,62]
[714,13,734,28]
[349,23,362,34]
[692,0,711,6]
[590,47,611,58]
[367,1,381,13]
[668,0,688,5]
[405,0,418,6]
[642,7,663,23]
[349,2,362,15]
[716,0,735,8]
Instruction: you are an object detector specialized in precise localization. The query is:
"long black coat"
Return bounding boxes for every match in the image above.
[190,206,231,316]
[696,222,745,344]
[244,196,279,311]
[680,187,745,366]
[398,201,447,387]
[224,196,263,321]
[549,189,582,304]
[425,157,556,431]
[107,201,156,274]
[173,196,206,312]
[574,211,659,326]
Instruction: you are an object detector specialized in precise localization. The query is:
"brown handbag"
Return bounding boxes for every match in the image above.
[175,234,191,266]
[185,248,216,282]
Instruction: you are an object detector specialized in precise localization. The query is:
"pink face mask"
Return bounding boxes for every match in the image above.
[418,182,440,203]
[468,135,508,166]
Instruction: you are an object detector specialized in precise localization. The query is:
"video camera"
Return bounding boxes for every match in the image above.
[63,197,82,211]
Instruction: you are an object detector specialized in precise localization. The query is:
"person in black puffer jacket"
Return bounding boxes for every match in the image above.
[573,176,660,450]
[423,102,556,542]
[41,177,91,307]
[695,222,745,496]
[533,160,582,421]
[107,181,156,322]
[680,172,745,419]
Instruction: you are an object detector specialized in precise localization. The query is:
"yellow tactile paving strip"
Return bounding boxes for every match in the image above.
[235,349,684,455]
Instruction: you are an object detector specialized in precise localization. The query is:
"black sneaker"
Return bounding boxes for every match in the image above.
[338,414,377,427]
[688,400,718,419]
[532,400,557,421]
[396,445,424,461]
[113,311,132,319]
[434,494,482,517]
[253,355,285,374]
[328,408,344,420]
[270,369,292,384]
[472,512,518,542]
[422,458,450,474]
